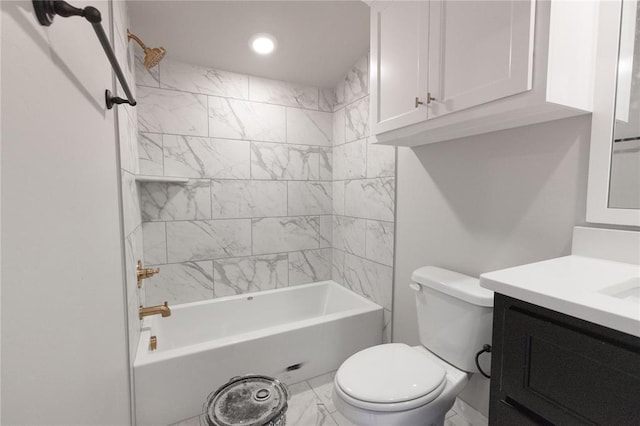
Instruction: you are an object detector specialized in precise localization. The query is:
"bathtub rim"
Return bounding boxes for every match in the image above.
[135,280,383,367]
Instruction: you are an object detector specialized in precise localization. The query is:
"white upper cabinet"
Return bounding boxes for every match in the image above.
[427,0,535,119]
[371,2,429,134]
[371,0,599,147]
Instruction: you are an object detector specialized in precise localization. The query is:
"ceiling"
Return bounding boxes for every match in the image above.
[128,1,370,88]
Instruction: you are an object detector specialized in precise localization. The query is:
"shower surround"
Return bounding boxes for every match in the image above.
[135,54,395,340]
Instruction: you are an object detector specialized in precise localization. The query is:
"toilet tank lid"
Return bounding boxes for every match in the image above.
[411,266,494,307]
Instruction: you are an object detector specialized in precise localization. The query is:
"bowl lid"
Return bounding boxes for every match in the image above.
[336,344,446,404]
[205,375,288,426]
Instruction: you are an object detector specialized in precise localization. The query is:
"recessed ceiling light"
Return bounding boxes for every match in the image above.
[250,33,277,55]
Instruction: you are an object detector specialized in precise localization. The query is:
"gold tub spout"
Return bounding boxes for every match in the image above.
[139,301,171,320]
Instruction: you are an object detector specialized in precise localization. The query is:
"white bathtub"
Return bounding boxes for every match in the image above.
[134,280,383,425]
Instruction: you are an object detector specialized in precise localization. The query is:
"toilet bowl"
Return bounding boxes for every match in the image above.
[332,267,494,426]
[333,344,468,426]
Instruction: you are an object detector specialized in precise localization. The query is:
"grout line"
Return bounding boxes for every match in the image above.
[148,246,386,270]
[137,130,332,150]
[136,83,330,113]
[206,95,210,138]
[141,212,384,225]
[163,221,169,265]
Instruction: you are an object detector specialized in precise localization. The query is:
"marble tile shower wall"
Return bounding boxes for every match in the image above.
[331,55,396,343]
[135,59,336,306]
[134,54,396,342]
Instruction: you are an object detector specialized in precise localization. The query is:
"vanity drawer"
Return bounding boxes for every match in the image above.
[490,295,640,425]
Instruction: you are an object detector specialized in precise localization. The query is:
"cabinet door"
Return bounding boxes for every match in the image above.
[499,307,640,425]
[428,0,535,119]
[371,1,429,135]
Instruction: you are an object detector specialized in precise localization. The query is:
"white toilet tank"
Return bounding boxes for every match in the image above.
[411,267,494,373]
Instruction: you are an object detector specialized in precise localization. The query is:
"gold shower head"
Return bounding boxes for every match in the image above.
[127,29,166,69]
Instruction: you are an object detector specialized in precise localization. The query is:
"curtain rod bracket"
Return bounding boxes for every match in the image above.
[32,0,137,109]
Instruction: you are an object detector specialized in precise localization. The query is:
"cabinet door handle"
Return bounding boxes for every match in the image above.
[415,97,425,108]
[427,92,437,104]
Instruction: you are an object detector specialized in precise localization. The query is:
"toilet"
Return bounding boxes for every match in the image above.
[333,266,494,426]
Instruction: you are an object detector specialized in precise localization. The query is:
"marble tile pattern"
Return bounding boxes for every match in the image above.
[252,216,320,255]
[331,55,396,332]
[121,170,141,237]
[135,55,396,345]
[142,222,167,265]
[319,215,332,248]
[160,59,249,99]
[333,138,367,180]
[163,135,251,179]
[211,180,287,218]
[333,216,366,257]
[249,76,318,109]
[137,86,208,136]
[286,108,333,146]
[289,248,332,286]
[168,374,477,426]
[140,180,211,222]
[136,57,339,304]
[213,254,288,298]
[208,97,286,142]
[345,96,370,143]
[145,261,214,306]
[345,177,395,222]
[344,54,369,105]
[251,142,320,181]
[288,181,332,216]
[319,147,333,181]
[138,132,163,176]
[343,253,393,310]
[319,87,337,112]
[166,219,252,262]
[365,220,394,266]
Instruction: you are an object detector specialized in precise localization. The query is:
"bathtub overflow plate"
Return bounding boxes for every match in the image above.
[254,388,271,402]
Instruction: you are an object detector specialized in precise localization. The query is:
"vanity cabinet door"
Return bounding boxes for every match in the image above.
[490,295,640,425]
[427,0,535,119]
[370,1,429,135]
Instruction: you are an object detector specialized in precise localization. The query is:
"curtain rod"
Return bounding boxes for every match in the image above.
[32,0,137,110]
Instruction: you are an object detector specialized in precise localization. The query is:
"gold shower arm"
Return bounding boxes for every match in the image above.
[127,29,148,50]
[127,29,166,69]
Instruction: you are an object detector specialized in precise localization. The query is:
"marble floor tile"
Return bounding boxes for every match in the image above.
[445,413,474,426]
[307,372,337,413]
[167,381,470,426]
[169,413,205,426]
[287,381,337,426]
[328,409,357,426]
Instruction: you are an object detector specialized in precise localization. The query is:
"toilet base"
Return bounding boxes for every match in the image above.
[333,387,453,426]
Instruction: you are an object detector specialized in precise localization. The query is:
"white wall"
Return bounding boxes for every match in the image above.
[393,115,591,415]
[1,1,131,423]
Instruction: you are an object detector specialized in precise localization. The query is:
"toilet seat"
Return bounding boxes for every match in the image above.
[335,343,447,412]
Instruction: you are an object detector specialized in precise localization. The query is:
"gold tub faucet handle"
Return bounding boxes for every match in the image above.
[137,260,160,288]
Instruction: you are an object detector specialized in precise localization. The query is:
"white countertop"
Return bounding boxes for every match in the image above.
[480,255,640,337]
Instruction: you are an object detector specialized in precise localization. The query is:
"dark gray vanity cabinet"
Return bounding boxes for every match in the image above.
[489,294,640,425]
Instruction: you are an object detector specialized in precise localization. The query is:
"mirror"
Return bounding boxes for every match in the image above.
[611,0,640,210]
[587,0,640,226]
